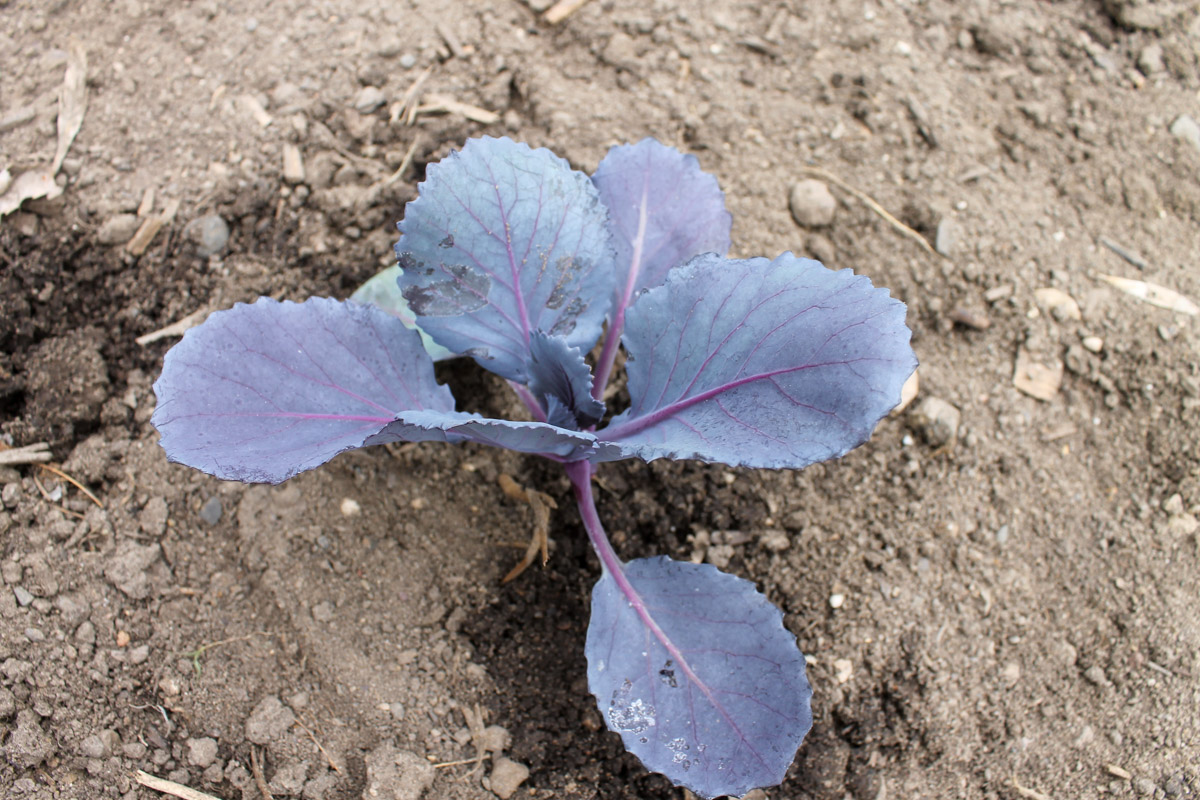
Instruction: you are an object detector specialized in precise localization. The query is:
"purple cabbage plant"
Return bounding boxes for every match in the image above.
[152,137,916,799]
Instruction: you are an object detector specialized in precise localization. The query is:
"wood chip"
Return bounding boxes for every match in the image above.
[137,187,156,217]
[904,96,939,148]
[52,38,88,175]
[949,306,991,330]
[544,0,592,24]
[1098,274,1198,315]
[282,143,305,184]
[0,105,36,133]
[1105,764,1132,780]
[1013,348,1063,402]
[1033,287,1081,321]
[237,94,272,127]
[436,23,465,59]
[126,197,180,256]
[0,170,63,218]
[417,93,499,125]
[134,770,222,800]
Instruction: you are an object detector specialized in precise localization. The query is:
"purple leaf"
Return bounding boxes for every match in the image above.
[592,138,731,316]
[586,556,812,799]
[590,139,732,391]
[527,332,604,429]
[596,252,917,469]
[153,297,455,484]
[395,136,615,382]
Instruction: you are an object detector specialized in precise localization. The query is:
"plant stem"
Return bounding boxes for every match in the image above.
[564,461,626,579]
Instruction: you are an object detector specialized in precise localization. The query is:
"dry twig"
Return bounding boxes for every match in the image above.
[134,770,222,800]
[798,166,945,260]
[0,442,52,466]
[250,746,274,800]
[498,474,557,584]
[39,463,103,508]
[293,717,342,773]
[137,307,210,345]
[1010,775,1053,800]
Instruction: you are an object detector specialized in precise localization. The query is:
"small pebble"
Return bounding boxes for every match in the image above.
[399,53,417,69]
[1170,114,1200,153]
[948,306,991,330]
[829,593,845,609]
[934,217,959,256]
[96,214,141,246]
[1135,777,1158,796]
[24,628,45,642]
[282,144,305,184]
[1082,335,1104,353]
[910,396,961,448]
[187,737,219,768]
[340,498,361,517]
[116,630,131,647]
[13,586,34,607]
[1138,43,1165,75]
[199,496,223,525]
[183,215,230,258]
[353,86,386,114]
[489,757,530,800]
[833,658,853,684]
[1084,664,1108,686]
[788,179,837,228]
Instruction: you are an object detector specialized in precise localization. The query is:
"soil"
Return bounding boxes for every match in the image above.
[2,1,1199,799]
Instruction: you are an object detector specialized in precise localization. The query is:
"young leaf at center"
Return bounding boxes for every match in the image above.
[395,136,615,382]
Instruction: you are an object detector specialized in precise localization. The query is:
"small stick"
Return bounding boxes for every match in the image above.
[32,472,86,520]
[1099,236,1149,271]
[432,757,479,768]
[134,770,222,800]
[293,717,342,773]
[381,138,421,189]
[544,0,592,24]
[0,442,52,466]
[137,307,209,345]
[799,166,945,260]
[1010,775,1053,800]
[39,463,103,508]
[250,746,274,800]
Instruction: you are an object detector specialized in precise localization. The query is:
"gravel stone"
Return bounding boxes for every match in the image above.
[1084,664,1108,685]
[1138,43,1165,74]
[139,496,169,536]
[187,737,219,768]
[788,179,837,227]
[910,397,961,448]
[13,586,34,606]
[96,213,140,245]
[183,214,231,258]
[1169,114,1200,153]
[488,757,530,800]
[245,695,295,744]
[353,86,386,114]
[199,496,223,525]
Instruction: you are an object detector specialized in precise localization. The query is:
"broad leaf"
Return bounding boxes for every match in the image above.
[395,136,615,382]
[592,138,731,318]
[596,253,917,468]
[586,556,812,800]
[152,298,599,484]
[527,332,604,429]
[349,264,455,361]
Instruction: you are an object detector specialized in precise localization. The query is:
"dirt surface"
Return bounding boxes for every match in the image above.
[2,1,1200,799]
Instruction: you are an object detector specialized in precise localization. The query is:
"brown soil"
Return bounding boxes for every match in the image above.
[2,1,1199,799]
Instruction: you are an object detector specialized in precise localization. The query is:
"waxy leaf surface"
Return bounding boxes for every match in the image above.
[395,136,615,381]
[586,556,812,800]
[592,138,731,316]
[597,253,917,468]
[153,297,454,483]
